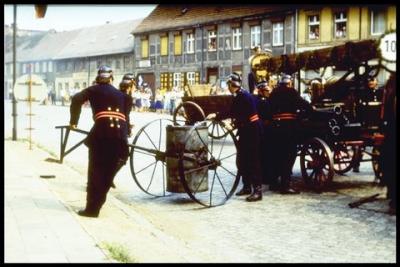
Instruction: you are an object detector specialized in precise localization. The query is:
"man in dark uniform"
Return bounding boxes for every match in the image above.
[361,76,384,103]
[268,74,314,194]
[109,76,135,189]
[209,72,263,202]
[353,75,384,172]
[69,66,130,217]
[254,80,275,187]
[380,74,396,214]
[120,73,137,136]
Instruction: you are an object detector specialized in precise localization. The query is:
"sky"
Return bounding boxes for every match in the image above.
[4,4,157,31]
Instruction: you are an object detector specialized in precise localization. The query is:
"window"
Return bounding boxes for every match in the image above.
[208,30,217,51]
[250,25,261,49]
[65,82,69,90]
[35,62,40,73]
[106,58,112,67]
[124,56,131,71]
[186,72,198,85]
[42,62,47,73]
[173,72,183,88]
[82,82,87,89]
[174,34,182,55]
[232,27,242,50]
[115,59,121,70]
[308,15,320,40]
[58,83,62,90]
[160,72,170,90]
[272,22,284,46]
[22,63,27,74]
[67,61,73,71]
[48,61,53,72]
[334,11,347,38]
[371,9,385,35]
[186,33,195,54]
[141,38,149,58]
[160,35,169,56]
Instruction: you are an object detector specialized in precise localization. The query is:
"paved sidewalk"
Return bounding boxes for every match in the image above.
[4,140,112,263]
[4,140,207,263]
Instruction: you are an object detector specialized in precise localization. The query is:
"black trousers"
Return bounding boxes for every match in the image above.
[86,139,128,213]
[261,126,275,185]
[270,121,298,188]
[237,124,263,188]
[381,125,396,206]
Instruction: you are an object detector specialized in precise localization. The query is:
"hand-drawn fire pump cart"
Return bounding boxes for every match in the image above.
[56,32,396,207]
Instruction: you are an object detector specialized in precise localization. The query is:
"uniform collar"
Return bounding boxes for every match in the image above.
[233,88,241,97]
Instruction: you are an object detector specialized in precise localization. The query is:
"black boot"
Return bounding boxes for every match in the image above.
[246,186,262,202]
[280,177,300,194]
[235,185,252,196]
[77,208,99,218]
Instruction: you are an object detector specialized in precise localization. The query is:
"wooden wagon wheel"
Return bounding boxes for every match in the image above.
[300,137,335,191]
[130,119,173,197]
[173,101,205,126]
[332,142,355,175]
[206,119,234,140]
[178,121,240,207]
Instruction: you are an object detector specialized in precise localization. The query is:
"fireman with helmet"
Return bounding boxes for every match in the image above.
[208,72,263,201]
[69,65,131,217]
[268,74,314,194]
[254,79,276,187]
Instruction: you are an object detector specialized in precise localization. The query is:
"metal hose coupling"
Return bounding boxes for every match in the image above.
[334,105,342,115]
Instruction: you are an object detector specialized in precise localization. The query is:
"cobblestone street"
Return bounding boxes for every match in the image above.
[4,101,397,263]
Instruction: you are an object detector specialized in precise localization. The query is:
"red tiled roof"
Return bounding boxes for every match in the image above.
[132,4,295,34]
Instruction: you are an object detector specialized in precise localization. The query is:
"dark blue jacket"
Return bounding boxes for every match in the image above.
[269,84,313,116]
[70,83,130,147]
[255,95,272,123]
[226,88,261,129]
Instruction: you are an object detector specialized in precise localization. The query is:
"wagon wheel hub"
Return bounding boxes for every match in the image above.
[208,157,221,170]
[155,150,166,162]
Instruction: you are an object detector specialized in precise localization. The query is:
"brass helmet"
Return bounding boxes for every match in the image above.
[250,48,272,84]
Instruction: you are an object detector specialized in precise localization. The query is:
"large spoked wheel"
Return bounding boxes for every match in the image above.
[178,121,240,207]
[332,142,355,175]
[173,101,205,126]
[130,119,173,197]
[300,137,335,192]
[206,119,235,140]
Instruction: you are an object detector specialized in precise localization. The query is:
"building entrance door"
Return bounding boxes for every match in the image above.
[207,67,218,85]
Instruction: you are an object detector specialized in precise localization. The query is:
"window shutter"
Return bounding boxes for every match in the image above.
[141,39,149,58]
[174,35,182,55]
[161,36,168,56]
